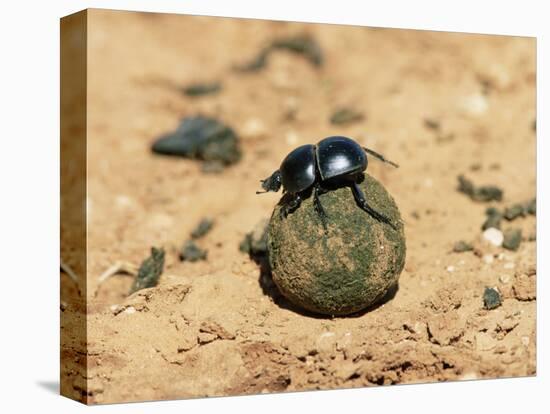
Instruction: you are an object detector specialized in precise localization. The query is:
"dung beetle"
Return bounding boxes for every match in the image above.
[257,136,399,228]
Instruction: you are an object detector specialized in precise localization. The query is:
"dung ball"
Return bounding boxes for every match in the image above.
[267,174,406,316]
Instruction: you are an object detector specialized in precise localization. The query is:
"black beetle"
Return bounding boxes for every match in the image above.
[257,136,399,228]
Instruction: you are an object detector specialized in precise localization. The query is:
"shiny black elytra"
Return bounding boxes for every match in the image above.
[257,136,399,228]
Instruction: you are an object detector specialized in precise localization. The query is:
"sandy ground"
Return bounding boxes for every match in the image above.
[60,10,536,404]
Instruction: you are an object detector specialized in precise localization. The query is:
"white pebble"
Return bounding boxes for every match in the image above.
[521,336,530,346]
[285,131,299,146]
[446,266,455,273]
[483,228,504,247]
[499,274,511,284]
[503,262,515,269]
[459,93,488,116]
[483,254,495,264]
[123,306,136,315]
[241,118,267,140]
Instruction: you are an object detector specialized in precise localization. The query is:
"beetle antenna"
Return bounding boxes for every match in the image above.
[362,146,399,168]
[256,190,268,194]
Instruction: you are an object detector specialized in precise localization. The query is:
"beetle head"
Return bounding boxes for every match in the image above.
[257,170,282,193]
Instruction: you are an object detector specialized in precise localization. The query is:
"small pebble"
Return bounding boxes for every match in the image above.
[483,287,502,310]
[469,162,482,171]
[453,240,473,253]
[483,228,504,247]
[152,116,241,170]
[423,118,440,131]
[503,262,515,269]
[483,254,494,264]
[502,228,522,251]
[191,218,214,239]
[504,204,525,220]
[241,118,267,140]
[482,207,503,230]
[330,108,365,125]
[182,82,221,97]
[446,266,455,273]
[459,93,488,116]
[123,306,137,315]
[236,34,323,72]
[239,218,269,256]
[180,240,207,262]
[458,175,503,202]
[129,247,165,294]
[525,198,536,215]
[499,274,511,284]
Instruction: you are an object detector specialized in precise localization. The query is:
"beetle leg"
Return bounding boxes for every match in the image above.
[313,184,328,229]
[350,182,397,230]
[280,193,303,218]
[362,146,399,168]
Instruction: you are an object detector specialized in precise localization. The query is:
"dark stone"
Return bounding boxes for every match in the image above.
[191,218,214,239]
[239,218,269,256]
[180,240,207,262]
[235,35,323,72]
[129,247,165,294]
[457,175,503,202]
[453,241,473,253]
[482,207,503,230]
[330,108,365,125]
[504,204,526,220]
[483,287,502,310]
[423,118,441,131]
[182,82,221,97]
[152,116,241,169]
[525,198,536,215]
[502,228,522,251]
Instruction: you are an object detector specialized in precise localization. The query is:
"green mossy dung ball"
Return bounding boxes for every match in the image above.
[267,174,406,316]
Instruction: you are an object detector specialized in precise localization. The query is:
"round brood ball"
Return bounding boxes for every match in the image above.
[267,174,406,316]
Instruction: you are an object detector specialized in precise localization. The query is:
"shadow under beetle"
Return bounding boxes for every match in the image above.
[257,136,399,229]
